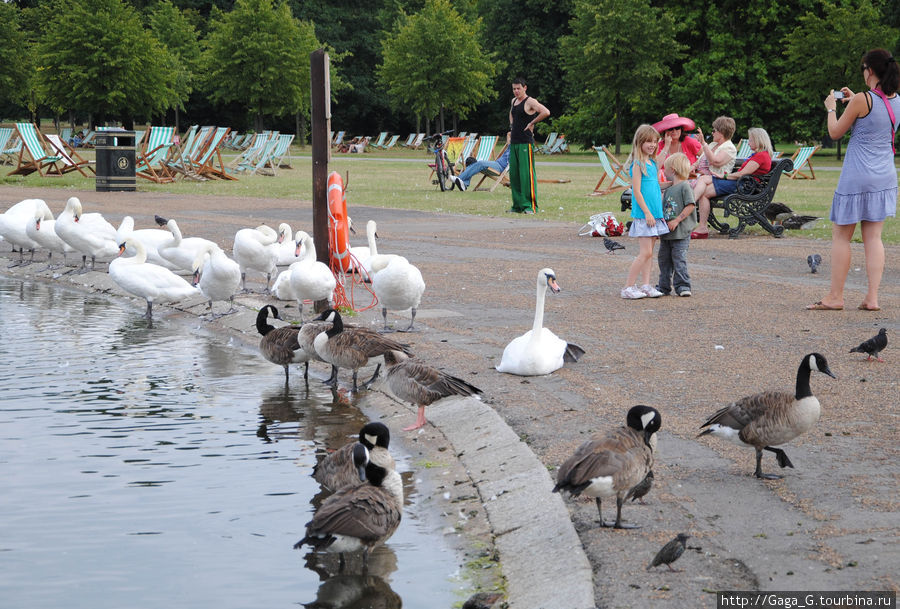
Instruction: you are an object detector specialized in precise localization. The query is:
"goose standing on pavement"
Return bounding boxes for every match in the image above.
[25,201,73,268]
[191,243,241,318]
[255,305,308,382]
[496,268,585,376]
[698,352,836,479]
[155,215,219,273]
[372,256,425,332]
[108,237,199,321]
[294,442,403,567]
[55,197,119,272]
[233,224,279,292]
[288,232,336,321]
[0,198,53,266]
[313,422,391,492]
[553,405,661,529]
[382,350,482,431]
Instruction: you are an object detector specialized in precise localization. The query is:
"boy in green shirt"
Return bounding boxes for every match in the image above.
[657,153,697,296]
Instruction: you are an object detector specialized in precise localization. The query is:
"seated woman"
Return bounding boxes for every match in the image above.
[653,113,702,169]
[691,116,737,182]
[691,126,773,239]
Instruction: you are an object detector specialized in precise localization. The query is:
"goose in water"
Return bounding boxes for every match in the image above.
[116,216,181,271]
[295,443,403,567]
[372,256,425,332]
[496,268,585,376]
[288,232,336,321]
[108,237,199,321]
[55,197,119,272]
[255,305,308,382]
[155,215,218,273]
[313,422,391,492]
[191,243,241,318]
[699,352,835,479]
[233,224,279,292]
[553,405,661,529]
[312,308,412,391]
[383,350,482,431]
[275,223,306,266]
[26,202,74,268]
[0,199,53,266]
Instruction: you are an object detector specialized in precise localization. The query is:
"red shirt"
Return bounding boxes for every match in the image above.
[739,151,771,175]
[657,137,702,164]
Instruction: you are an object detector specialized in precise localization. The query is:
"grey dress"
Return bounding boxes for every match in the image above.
[831,90,900,224]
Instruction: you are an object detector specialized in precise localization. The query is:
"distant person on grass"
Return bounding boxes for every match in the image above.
[450,133,511,191]
[807,48,899,313]
[508,78,549,214]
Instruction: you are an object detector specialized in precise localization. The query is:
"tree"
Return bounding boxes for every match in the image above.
[148,0,202,130]
[35,0,178,127]
[202,0,330,131]
[0,3,31,110]
[378,0,499,131]
[558,0,683,152]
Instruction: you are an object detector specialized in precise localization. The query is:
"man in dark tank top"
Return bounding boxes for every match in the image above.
[508,78,550,213]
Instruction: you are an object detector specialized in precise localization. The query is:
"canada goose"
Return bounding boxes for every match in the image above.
[382,350,483,431]
[496,268,585,376]
[312,308,413,391]
[233,224,279,292]
[255,305,309,382]
[55,197,119,272]
[288,232,336,321]
[313,422,391,492]
[25,201,73,268]
[372,256,426,332]
[552,405,661,529]
[191,243,241,318]
[294,443,403,567]
[154,215,218,273]
[108,237,199,320]
[647,534,690,572]
[698,352,836,479]
[0,199,52,266]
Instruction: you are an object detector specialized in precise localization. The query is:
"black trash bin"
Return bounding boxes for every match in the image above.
[95,131,136,192]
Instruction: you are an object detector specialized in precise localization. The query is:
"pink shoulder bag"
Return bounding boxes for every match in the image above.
[870,88,897,155]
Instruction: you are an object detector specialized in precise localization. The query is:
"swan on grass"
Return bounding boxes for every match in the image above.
[0,199,53,266]
[191,243,241,318]
[496,268,585,376]
[54,197,119,272]
[233,224,279,292]
[288,232,336,321]
[25,201,74,268]
[155,215,219,273]
[372,256,425,332]
[108,237,199,321]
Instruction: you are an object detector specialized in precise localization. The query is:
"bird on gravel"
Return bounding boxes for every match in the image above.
[625,470,654,504]
[647,533,690,572]
[850,328,887,362]
[603,237,625,254]
[807,254,822,273]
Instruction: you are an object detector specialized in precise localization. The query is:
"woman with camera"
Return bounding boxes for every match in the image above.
[807,48,899,312]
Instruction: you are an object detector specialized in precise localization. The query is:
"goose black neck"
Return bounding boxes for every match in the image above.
[364,460,387,487]
[325,310,344,337]
[256,306,276,336]
[795,359,813,399]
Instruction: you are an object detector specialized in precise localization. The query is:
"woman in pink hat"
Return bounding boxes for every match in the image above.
[653,113,702,167]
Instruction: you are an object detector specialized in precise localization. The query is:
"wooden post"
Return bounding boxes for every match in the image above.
[310,49,331,313]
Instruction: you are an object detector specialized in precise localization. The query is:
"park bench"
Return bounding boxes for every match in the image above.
[619,158,794,238]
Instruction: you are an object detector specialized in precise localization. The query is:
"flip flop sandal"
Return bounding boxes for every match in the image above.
[805,301,843,311]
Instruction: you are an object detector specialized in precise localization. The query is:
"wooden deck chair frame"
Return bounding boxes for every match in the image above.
[228,132,269,169]
[590,146,630,196]
[135,126,177,183]
[0,127,14,165]
[44,133,95,176]
[248,138,282,176]
[193,127,236,180]
[166,125,210,179]
[9,123,65,177]
[786,145,820,179]
[472,143,511,192]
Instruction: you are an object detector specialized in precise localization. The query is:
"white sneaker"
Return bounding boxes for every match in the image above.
[621,286,647,299]
[678,290,692,297]
[453,175,466,191]
[640,284,665,298]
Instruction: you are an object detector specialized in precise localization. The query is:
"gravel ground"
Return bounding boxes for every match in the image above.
[2,186,897,607]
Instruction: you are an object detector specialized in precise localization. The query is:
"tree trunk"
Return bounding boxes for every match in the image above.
[175,107,180,133]
[614,90,622,156]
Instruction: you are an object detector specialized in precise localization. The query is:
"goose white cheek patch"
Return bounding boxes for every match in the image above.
[641,411,656,429]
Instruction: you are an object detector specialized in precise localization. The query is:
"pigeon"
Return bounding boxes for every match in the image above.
[647,533,690,572]
[807,254,822,273]
[625,470,654,504]
[603,237,625,254]
[850,328,887,362]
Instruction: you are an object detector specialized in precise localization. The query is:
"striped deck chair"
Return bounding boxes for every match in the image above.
[409,133,426,149]
[472,143,511,192]
[381,134,400,150]
[472,135,498,162]
[332,131,346,147]
[228,132,270,169]
[785,145,820,179]
[399,133,416,147]
[44,133,94,176]
[2,133,22,165]
[589,146,630,196]
[271,133,295,169]
[135,126,177,183]
[193,127,236,180]
[0,127,14,165]
[59,127,73,142]
[79,130,98,148]
[538,132,558,154]
[9,123,65,177]
[371,132,388,148]
[237,138,280,176]
[168,125,209,176]
[735,138,751,160]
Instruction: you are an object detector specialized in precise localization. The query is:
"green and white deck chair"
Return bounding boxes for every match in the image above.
[135,126,177,183]
[785,145,820,179]
[2,134,22,165]
[228,132,270,169]
[9,123,65,177]
[0,127,14,165]
[381,134,400,150]
[332,131,346,147]
[59,127,73,142]
[236,133,254,149]
[237,137,280,176]
[409,133,426,149]
[472,143,511,192]
[271,133,295,169]
[453,135,479,171]
[538,132,558,154]
[589,146,630,196]
[735,138,751,160]
[193,127,236,180]
[170,125,209,175]
[473,135,498,162]
[400,133,416,147]
[371,132,388,148]
[45,133,94,176]
[79,130,97,148]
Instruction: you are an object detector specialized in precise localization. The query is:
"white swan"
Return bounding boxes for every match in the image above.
[349,219,376,268]
[360,221,402,280]
[108,237,199,320]
[25,201,74,268]
[372,256,425,332]
[233,224,279,291]
[275,223,306,266]
[496,268,585,376]
[191,243,241,318]
[0,199,52,266]
[55,197,119,272]
[155,215,218,273]
[288,232,336,321]
[116,216,181,271]
[271,269,296,301]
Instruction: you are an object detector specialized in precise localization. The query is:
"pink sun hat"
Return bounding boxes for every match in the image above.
[652,113,696,133]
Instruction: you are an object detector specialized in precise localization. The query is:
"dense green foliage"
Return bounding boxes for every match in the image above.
[3,0,898,144]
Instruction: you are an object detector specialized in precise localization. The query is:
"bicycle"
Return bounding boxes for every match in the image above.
[426,130,456,191]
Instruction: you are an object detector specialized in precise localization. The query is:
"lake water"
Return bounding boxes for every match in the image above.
[0,276,462,609]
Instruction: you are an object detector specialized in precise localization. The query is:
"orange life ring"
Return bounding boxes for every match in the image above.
[327,171,351,272]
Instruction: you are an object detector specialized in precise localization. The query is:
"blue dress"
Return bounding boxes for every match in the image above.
[831,91,900,224]
[628,159,669,237]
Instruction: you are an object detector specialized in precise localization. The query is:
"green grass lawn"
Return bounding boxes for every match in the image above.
[2,144,897,245]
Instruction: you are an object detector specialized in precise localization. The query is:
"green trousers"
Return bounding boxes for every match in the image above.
[509,143,538,213]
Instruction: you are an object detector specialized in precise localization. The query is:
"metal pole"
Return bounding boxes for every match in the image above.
[310,49,331,313]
